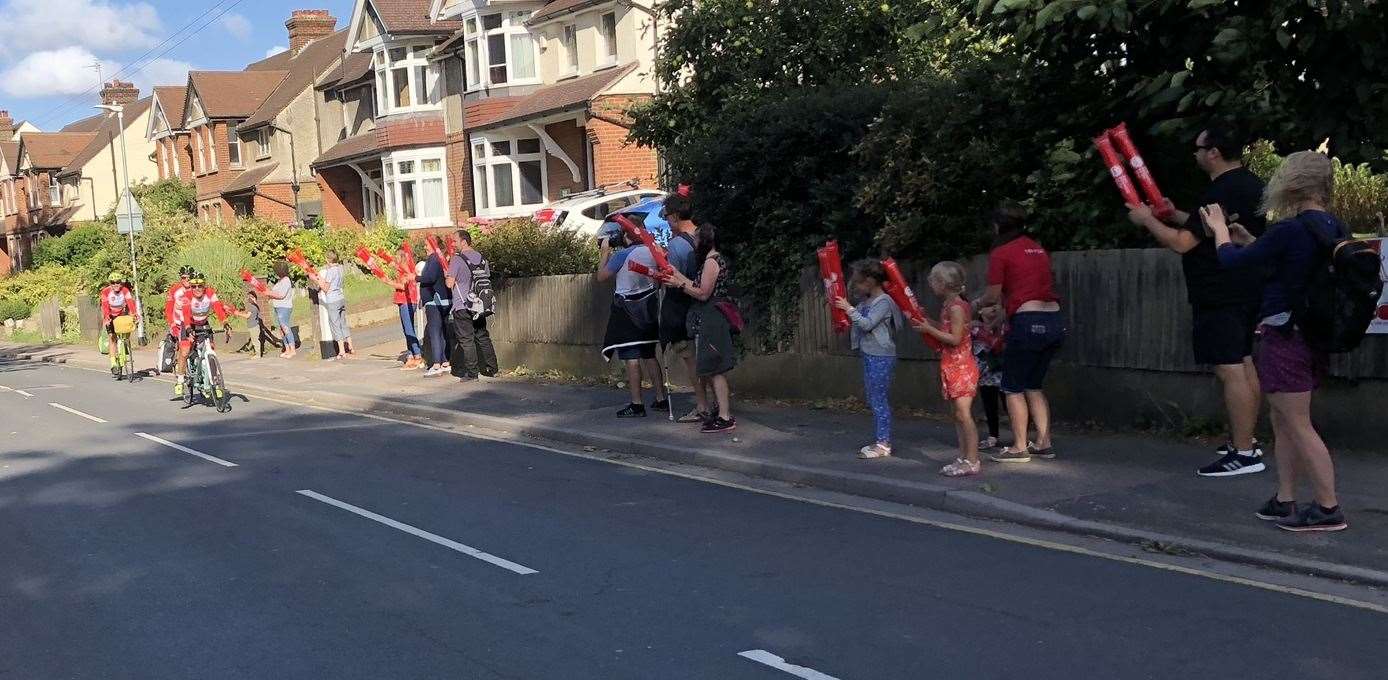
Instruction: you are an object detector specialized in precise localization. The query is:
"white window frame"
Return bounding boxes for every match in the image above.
[597,11,619,69]
[561,24,579,77]
[48,176,60,206]
[256,128,272,160]
[373,42,443,116]
[362,166,385,222]
[381,148,450,229]
[26,176,36,209]
[228,123,243,168]
[470,132,547,218]
[170,138,181,178]
[462,11,540,91]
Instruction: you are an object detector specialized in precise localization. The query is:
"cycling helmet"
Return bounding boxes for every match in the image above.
[189,276,207,287]
[108,272,123,283]
[179,265,194,277]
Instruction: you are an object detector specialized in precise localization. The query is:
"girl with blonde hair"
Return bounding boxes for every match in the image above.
[914,261,982,476]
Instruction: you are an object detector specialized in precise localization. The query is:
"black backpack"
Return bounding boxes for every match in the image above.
[1293,216,1384,353]
[465,255,496,318]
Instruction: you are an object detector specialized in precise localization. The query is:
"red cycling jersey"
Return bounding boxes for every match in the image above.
[180,287,230,327]
[100,284,137,320]
[165,282,188,331]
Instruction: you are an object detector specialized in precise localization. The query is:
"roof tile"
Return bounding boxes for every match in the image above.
[153,86,189,131]
[20,132,99,169]
[186,71,290,122]
[312,132,381,168]
[242,30,350,129]
[464,63,636,131]
[60,96,154,173]
[374,0,461,34]
[222,163,280,194]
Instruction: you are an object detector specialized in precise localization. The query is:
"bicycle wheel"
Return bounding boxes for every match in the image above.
[121,336,135,382]
[207,353,230,413]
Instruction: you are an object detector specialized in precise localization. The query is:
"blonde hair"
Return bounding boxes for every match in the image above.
[1262,150,1334,218]
[929,261,967,294]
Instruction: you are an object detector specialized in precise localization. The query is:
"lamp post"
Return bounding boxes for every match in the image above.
[96,103,145,343]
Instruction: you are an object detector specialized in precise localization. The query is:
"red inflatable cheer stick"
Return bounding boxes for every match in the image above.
[816,241,850,334]
[614,214,673,277]
[239,269,268,295]
[354,246,389,281]
[286,249,318,278]
[627,260,656,278]
[1108,122,1173,219]
[443,236,458,261]
[424,235,444,264]
[1094,133,1143,211]
[881,257,942,351]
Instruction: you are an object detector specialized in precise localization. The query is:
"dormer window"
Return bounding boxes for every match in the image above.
[373,43,442,115]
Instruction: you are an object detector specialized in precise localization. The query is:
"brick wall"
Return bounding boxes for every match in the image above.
[316,166,366,229]
[175,132,194,182]
[588,95,658,189]
[375,114,445,151]
[193,122,237,204]
[445,132,472,225]
[251,182,299,224]
[544,121,588,201]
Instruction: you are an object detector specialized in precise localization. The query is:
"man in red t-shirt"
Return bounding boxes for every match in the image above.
[980,202,1064,464]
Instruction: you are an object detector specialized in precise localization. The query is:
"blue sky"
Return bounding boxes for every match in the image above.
[0,0,356,130]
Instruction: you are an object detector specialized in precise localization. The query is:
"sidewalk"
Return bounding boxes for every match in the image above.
[7,335,1388,586]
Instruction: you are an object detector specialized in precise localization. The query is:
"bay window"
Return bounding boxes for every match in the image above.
[374,44,441,115]
[462,12,539,90]
[471,134,545,216]
[382,150,449,228]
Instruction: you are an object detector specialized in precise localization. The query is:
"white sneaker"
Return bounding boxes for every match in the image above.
[858,443,892,459]
[423,366,446,377]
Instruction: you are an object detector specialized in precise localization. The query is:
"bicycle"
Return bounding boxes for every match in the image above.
[110,314,136,382]
[182,324,231,413]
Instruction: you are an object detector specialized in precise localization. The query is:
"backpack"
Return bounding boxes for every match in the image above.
[464,254,496,318]
[1293,216,1384,353]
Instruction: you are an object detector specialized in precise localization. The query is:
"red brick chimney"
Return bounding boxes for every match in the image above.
[287,10,337,54]
[0,111,13,138]
[100,80,139,107]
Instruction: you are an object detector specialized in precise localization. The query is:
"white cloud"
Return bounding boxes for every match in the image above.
[221,13,252,41]
[265,45,288,59]
[0,48,117,98]
[0,0,162,55]
[0,48,193,100]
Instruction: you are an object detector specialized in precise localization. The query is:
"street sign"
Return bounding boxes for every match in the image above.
[115,188,144,234]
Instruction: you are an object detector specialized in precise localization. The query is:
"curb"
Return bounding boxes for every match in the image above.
[10,347,1388,589]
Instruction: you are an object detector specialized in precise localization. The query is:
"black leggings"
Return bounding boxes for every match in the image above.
[980,385,1001,439]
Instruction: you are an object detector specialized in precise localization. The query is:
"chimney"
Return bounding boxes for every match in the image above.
[0,111,13,138]
[287,10,336,54]
[100,80,139,107]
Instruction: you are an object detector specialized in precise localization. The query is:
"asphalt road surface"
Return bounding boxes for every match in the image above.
[2,358,1386,680]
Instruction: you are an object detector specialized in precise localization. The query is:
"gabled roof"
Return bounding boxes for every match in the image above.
[241,29,350,130]
[184,71,290,123]
[312,132,380,168]
[0,141,18,175]
[355,0,460,40]
[221,163,280,195]
[60,113,107,133]
[59,96,154,176]
[18,132,98,169]
[317,52,374,90]
[152,86,188,133]
[465,62,637,131]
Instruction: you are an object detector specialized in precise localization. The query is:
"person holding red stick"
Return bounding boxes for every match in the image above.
[833,260,903,459]
[388,244,424,370]
[912,262,982,477]
[659,188,714,424]
[1127,121,1269,478]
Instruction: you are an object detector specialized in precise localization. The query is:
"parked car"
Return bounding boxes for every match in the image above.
[595,195,673,248]
[534,185,666,236]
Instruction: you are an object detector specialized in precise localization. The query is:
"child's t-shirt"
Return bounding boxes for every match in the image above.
[244,291,263,324]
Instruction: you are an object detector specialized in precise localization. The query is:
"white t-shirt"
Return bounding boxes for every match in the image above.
[271,277,294,309]
[320,264,344,304]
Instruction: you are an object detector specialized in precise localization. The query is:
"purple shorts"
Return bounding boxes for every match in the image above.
[1254,325,1327,394]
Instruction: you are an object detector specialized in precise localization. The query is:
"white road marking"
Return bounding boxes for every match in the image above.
[50,360,1388,614]
[738,650,840,680]
[14,390,34,397]
[295,489,538,575]
[0,384,11,391]
[134,433,239,468]
[48,403,106,423]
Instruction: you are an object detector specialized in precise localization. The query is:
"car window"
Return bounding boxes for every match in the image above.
[582,201,612,220]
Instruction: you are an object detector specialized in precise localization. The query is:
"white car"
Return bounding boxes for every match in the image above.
[533,186,666,236]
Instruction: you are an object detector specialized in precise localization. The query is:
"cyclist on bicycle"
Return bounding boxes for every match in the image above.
[164,265,193,381]
[174,273,232,397]
[100,273,137,376]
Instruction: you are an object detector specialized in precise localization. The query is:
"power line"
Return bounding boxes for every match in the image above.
[34,0,248,127]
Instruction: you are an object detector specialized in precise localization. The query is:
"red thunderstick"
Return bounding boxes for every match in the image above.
[1108,122,1173,219]
[424,235,445,264]
[816,240,849,334]
[1094,133,1144,209]
[354,246,389,281]
[286,249,318,278]
[239,269,269,295]
[614,214,673,278]
[881,257,942,351]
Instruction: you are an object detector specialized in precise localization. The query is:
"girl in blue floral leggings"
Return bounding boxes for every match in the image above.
[834,260,904,459]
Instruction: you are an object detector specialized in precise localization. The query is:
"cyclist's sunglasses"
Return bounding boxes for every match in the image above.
[189,280,206,288]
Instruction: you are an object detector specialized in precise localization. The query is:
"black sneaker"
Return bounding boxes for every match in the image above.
[1277,504,1347,533]
[1197,450,1266,477]
[650,398,670,411]
[701,416,736,433]
[1255,495,1297,521]
[617,403,647,418]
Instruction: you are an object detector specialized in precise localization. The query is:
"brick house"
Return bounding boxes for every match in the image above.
[158,10,349,224]
[54,81,159,224]
[313,0,662,229]
[5,132,98,270]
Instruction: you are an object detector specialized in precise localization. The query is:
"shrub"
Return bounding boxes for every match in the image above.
[175,236,253,306]
[0,297,30,321]
[130,178,196,221]
[0,265,84,307]
[228,217,295,271]
[474,219,598,280]
[33,222,121,269]
[1244,140,1388,234]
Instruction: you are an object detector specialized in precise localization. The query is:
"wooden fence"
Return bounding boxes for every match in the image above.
[490,248,1388,380]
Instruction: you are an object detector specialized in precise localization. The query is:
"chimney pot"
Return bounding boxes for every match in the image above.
[100,79,139,107]
[286,9,337,55]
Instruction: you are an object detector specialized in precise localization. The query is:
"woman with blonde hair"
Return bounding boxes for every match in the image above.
[1203,150,1347,532]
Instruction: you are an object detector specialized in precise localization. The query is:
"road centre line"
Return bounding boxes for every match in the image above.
[15,390,34,397]
[738,650,841,680]
[295,490,538,575]
[50,360,1388,613]
[135,433,239,468]
[48,403,107,423]
[0,384,10,391]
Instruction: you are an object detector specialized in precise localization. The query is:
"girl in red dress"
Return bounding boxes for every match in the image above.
[912,261,982,477]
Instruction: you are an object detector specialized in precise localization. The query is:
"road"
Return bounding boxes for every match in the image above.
[2,358,1386,680]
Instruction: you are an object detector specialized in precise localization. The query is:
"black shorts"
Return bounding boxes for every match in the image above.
[1001,311,1066,394]
[1191,304,1259,366]
[616,344,656,361]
